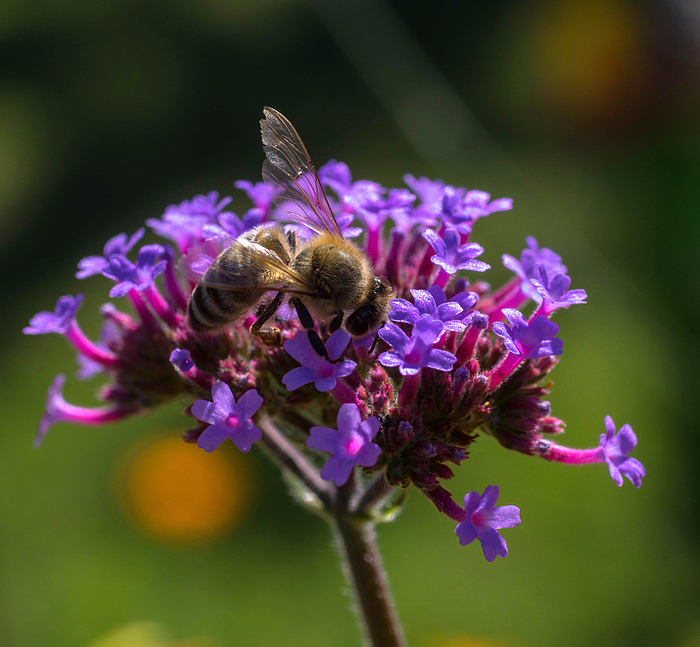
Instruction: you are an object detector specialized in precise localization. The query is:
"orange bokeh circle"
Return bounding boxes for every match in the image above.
[117,435,253,545]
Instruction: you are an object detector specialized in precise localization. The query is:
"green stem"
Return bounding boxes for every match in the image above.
[334,512,406,647]
[259,418,406,645]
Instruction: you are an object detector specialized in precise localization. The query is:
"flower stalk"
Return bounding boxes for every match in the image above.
[334,515,406,647]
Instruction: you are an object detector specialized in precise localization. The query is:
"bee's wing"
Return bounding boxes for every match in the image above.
[261,107,344,239]
[196,238,322,297]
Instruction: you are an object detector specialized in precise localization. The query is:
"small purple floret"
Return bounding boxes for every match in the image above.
[235,180,272,213]
[492,309,563,358]
[600,416,645,488]
[76,228,145,279]
[422,227,490,275]
[306,403,382,486]
[35,374,69,448]
[502,237,568,301]
[389,286,478,335]
[531,265,587,313]
[378,314,457,376]
[102,245,167,298]
[147,192,233,253]
[24,294,83,335]
[191,382,263,453]
[320,162,415,230]
[282,330,357,392]
[170,349,194,372]
[203,208,265,242]
[455,485,521,562]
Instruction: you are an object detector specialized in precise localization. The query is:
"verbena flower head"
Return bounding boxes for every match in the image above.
[24,118,644,560]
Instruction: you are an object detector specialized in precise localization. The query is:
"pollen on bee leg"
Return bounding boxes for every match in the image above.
[254,326,282,346]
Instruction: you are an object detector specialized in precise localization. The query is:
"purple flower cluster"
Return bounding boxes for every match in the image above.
[24,153,644,561]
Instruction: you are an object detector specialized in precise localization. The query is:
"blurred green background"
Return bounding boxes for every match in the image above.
[2,0,700,645]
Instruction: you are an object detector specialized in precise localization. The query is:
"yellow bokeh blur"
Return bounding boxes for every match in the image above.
[116,435,253,545]
[438,638,512,647]
[87,621,217,647]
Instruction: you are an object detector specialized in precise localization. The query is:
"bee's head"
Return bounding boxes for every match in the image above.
[345,277,392,337]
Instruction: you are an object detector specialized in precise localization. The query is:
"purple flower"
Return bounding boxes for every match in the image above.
[202,208,265,242]
[191,382,263,453]
[24,294,83,335]
[170,349,194,372]
[492,309,563,358]
[282,330,357,392]
[306,403,382,486]
[76,228,145,279]
[404,175,450,207]
[455,190,512,227]
[432,286,479,318]
[422,227,490,275]
[403,176,512,233]
[103,245,167,298]
[319,159,353,188]
[378,314,457,376]
[235,180,272,212]
[502,237,567,301]
[35,374,71,448]
[600,416,645,488]
[403,175,454,226]
[34,374,129,448]
[335,212,363,239]
[147,192,233,253]
[455,485,521,562]
[320,163,414,231]
[389,287,478,335]
[531,265,587,313]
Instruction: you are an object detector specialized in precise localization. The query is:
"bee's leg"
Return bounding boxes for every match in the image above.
[329,311,344,333]
[366,322,386,354]
[289,297,329,360]
[250,292,284,345]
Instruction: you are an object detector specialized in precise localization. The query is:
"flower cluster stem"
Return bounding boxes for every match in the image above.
[334,515,406,647]
[258,416,405,647]
[257,416,333,507]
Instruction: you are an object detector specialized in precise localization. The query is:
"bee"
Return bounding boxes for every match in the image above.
[187,107,393,357]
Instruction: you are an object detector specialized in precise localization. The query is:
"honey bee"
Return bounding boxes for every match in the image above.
[187,107,393,356]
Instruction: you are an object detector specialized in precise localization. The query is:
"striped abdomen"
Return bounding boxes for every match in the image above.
[188,285,265,332]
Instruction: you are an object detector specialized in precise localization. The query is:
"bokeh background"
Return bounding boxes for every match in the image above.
[2,0,700,645]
